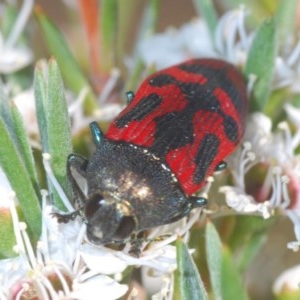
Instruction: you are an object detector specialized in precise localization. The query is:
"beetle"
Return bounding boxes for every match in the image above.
[55,58,248,247]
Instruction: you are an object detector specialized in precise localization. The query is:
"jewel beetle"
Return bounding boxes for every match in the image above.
[57,58,248,246]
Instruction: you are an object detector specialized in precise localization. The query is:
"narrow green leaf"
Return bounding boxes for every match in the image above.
[0,85,16,142]
[34,61,49,151]
[34,59,72,210]
[10,103,40,195]
[174,238,208,300]
[221,247,249,300]
[101,0,118,71]
[46,59,72,209]
[34,7,97,113]
[206,222,222,300]
[275,0,297,43]
[245,18,277,111]
[0,117,41,242]
[193,0,218,39]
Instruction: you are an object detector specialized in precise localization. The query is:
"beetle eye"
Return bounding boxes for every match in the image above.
[85,194,104,219]
[114,216,136,241]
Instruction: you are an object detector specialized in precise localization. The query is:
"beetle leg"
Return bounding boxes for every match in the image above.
[67,153,89,207]
[128,231,146,257]
[215,161,227,172]
[168,196,207,223]
[52,208,82,223]
[125,91,134,104]
[89,122,104,147]
[189,196,207,208]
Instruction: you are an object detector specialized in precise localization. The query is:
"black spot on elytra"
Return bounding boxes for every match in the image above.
[223,115,239,142]
[149,112,194,155]
[178,82,220,112]
[149,74,177,87]
[116,93,162,128]
[178,63,204,74]
[178,62,246,117]
[194,133,220,184]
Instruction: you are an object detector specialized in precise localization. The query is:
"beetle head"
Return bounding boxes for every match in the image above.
[84,192,137,244]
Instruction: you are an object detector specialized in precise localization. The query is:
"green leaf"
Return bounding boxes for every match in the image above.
[245,18,277,111]
[34,59,73,210]
[221,247,249,300]
[10,103,40,195]
[206,222,222,300]
[193,0,218,39]
[0,83,41,245]
[46,59,73,204]
[275,0,298,43]
[174,238,208,300]
[34,6,97,113]
[34,61,49,151]
[101,0,118,71]
[0,117,41,243]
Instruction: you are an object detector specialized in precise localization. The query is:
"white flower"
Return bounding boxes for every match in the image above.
[138,19,214,69]
[0,190,128,300]
[221,109,300,250]
[273,39,300,92]
[138,6,251,70]
[214,6,251,65]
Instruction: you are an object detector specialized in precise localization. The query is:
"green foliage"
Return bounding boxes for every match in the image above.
[0,85,41,245]
[35,7,97,113]
[245,18,277,112]
[174,238,208,300]
[34,60,73,210]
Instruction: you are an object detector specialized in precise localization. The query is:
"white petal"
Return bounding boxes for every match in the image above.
[70,275,128,300]
[220,186,256,213]
[80,244,127,274]
[245,112,272,140]
[179,20,215,57]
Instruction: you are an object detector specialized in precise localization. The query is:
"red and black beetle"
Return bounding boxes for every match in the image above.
[56,58,248,246]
